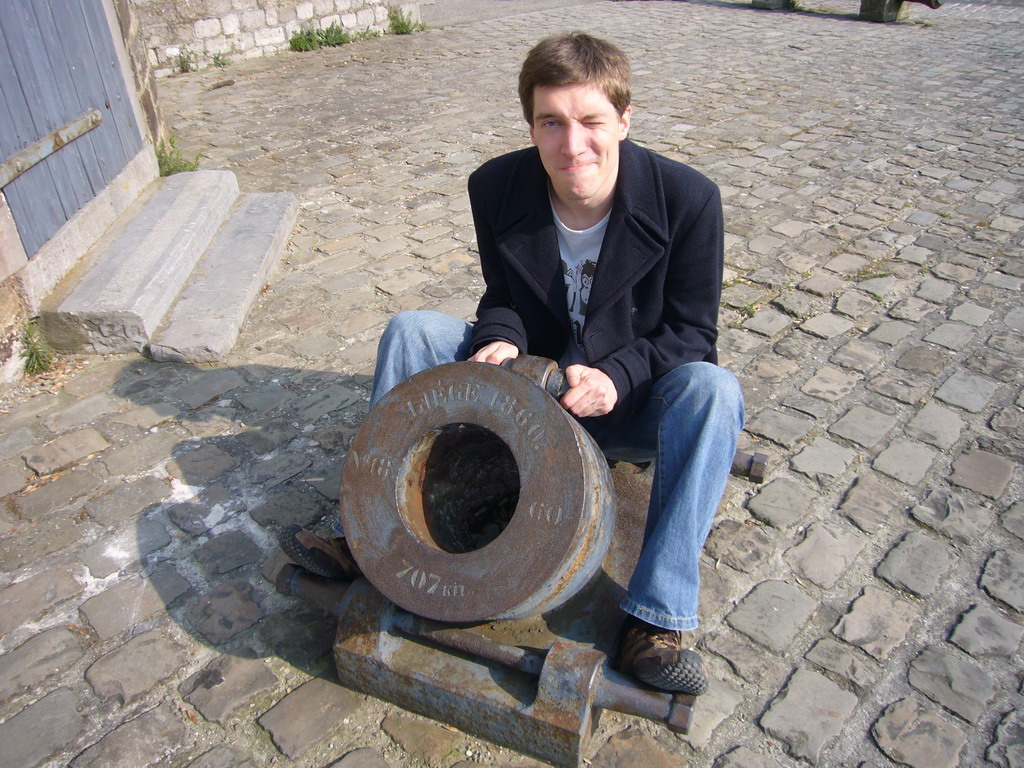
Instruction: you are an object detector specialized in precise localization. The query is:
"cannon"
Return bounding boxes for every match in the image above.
[275,356,768,767]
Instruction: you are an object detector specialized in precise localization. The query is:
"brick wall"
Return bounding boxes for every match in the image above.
[131,0,421,78]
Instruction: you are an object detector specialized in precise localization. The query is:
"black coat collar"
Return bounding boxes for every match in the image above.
[492,140,670,319]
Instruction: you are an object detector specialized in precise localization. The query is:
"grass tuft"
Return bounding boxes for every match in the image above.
[20,320,54,376]
[156,137,200,176]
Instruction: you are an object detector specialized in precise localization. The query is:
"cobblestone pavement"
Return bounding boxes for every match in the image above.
[2,1,1022,766]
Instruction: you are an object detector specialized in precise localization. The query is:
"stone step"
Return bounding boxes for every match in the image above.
[149,192,297,364]
[42,170,240,354]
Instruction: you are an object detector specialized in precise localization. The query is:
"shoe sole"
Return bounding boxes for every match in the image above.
[634,650,708,696]
[275,524,350,580]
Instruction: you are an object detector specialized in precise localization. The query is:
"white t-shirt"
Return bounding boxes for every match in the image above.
[551,203,610,368]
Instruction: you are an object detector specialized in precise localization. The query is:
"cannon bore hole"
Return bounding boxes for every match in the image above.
[404,423,521,554]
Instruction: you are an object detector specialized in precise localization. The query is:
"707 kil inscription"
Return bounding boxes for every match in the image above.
[396,560,466,598]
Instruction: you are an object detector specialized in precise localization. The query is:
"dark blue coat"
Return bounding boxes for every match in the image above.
[467,139,724,426]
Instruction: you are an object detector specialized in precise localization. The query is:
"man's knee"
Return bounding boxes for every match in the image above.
[663,362,745,427]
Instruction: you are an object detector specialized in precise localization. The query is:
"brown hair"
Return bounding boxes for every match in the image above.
[518,32,631,124]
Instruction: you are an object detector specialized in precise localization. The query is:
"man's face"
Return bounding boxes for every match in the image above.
[529,84,631,215]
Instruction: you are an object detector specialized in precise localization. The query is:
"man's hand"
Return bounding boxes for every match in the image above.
[469,340,519,365]
[561,365,618,418]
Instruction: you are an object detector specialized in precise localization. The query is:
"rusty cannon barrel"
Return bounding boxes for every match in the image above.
[340,355,615,623]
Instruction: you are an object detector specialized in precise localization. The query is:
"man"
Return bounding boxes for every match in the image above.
[284,32,744,696]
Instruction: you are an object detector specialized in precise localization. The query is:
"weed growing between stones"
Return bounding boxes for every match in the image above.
[176,49,197,73]
[388,8,426,34]
[156,138,200,177]
[20,320,53,376]
[289,23,380,51]
[211,53,230,68]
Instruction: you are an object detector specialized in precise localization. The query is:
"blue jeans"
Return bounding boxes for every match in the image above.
[367,310,744,632]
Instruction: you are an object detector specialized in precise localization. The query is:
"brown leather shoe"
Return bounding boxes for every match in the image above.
[617,616,708,695]
[276,524,361,581]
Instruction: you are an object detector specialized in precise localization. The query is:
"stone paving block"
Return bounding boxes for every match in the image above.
[791,437,857,484]
[294,382,362,421]
[0,688,86,768]
[41,393,121,433]
[252,451,312,487]
[781,393,829,419]
[908,645,997,723]
[868,320,915,346]
[984,271,1024,290]
[805,637,881,690]
[799,365,859,402]
[259,678,362,760]
[742,309,791,337]
[726,580,816,653]
[786,521,866,589]
[991,407,1024,444]
[0,568,83,639]
[23,427,111,476]
[593,727,677,768]
[858,276,897,300]
[703,630,784,685]
[834,586,920,660]
[177,369,248,408]
[830,338,883,372]
[829,405,898,449]
[0,627,85,702]
[715,746,787,768]
[681,676,744,751]
[835,290,877,319]
[981,550,1024,612]
[745,409,814,448]
[950,603,1024,658]
[924,322,976,351]
[950,449,1014,498]
[96,430,183,479]
[0,457,29,499]
[917,278,956,303]
[904,402,963,449]
[800,273,846,297]
[196,529,262,576]
[1003,501,1024,541]
[873,439,937,485]
[13,467,103,520]
[890,296,938,323]
[181,654,278,724]
[867,374,928,405]
[876,531,955,598]
[801,313,854,339]
[987,709,1024,768]
[872,698,966,768]
[72,703,188,768]
[824,253,867,275]
[79,517,170,578]
[109,401,181,430]
[896,345,952,375]
[746,477,817,529]
[949,301,993,326]
[80,565,189,639]
[83,475,171,527]
[934,370,1000,412]
[0,426,34,463]
[186,579,264,645]
[910,491,992,545]
[771,290,820,319]
[167,444,239,484]
[761,667,857,763]
[706,519,775,573]
[188,746,257,768]
[85,630,189,704]
[933,262,977,283]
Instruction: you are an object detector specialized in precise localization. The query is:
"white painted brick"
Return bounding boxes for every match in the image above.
[373,6,387,22]
[340,11,356,28]
[240,9,266,30]
[221,12,240,35]
[356,8,374,25]
[314,0,334,14]
[335,0,352,11]
[296,1,314,20]
[194,18,222,38]
[321,13,340,27]
[204,36,232,55]
[253,26,286,46]
[265,7,278,25]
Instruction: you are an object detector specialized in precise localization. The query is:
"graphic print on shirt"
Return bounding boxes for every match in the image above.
[563,257,598,345]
